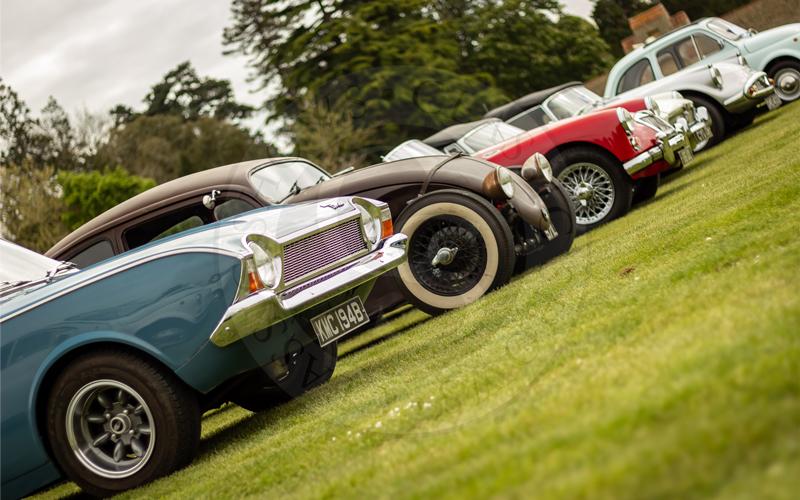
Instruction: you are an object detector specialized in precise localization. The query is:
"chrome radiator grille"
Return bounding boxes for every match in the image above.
[282,219,367,283]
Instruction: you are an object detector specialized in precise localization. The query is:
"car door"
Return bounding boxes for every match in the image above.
[654,32,731,79]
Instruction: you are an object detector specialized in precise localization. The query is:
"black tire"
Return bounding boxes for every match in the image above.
[231,340,337,412]
[46,348,200,497]
[767,59,800,103]
[525,178,576,268]
[687,95,726,149]
[393,190,515,315]
[551,146,633,234]
[632,173,660,205]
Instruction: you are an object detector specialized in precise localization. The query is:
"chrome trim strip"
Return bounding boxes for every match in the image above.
[209,233,408,347]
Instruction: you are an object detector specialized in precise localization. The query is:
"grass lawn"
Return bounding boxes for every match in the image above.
[35,103,800,499]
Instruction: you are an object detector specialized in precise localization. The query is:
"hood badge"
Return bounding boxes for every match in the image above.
[319,201,345,210]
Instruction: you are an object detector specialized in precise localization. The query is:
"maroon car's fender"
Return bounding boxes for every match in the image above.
[473,108,665,177]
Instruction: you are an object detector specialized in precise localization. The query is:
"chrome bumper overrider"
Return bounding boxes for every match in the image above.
[687,106,712,150]
[623,130,690,175]
[723,71,775,107]
[210,233,408,347]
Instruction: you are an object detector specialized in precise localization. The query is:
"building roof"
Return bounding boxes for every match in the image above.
[483,82,582,121]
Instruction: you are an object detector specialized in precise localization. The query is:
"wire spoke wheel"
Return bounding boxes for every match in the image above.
[408,215,487,296]
[558,162,616,225]
[65,380,156,479]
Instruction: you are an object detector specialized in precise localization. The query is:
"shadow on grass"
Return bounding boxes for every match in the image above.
[339,315,431,360]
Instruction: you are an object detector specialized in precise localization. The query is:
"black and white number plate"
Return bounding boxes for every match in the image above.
[678,147,694,166]
[311,297,369,346]
[694,126,710,144]
[765,93,781,111]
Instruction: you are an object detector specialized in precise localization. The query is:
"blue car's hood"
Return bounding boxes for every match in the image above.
[743,24,800,53]
[1,197,361,319]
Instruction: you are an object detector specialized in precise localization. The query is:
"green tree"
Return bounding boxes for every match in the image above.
[58,168,156,231]
[290,95,377,171]
[459,3,612,95]
[98,114,273,183]
[225,1,613,154]
[224,0,507,150]
[0,163,68,252]
[592,0,647,57]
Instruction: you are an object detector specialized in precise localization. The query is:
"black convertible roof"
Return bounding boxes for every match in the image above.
[423,118,499,148]
[483,81,582,121]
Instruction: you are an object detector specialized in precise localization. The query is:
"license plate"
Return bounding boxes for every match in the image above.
[694,126,710,143]
[678,147,694,166]
[310,297,369,346]
[765,94,781,110]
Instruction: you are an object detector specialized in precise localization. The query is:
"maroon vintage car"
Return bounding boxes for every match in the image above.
[48,155,574,317]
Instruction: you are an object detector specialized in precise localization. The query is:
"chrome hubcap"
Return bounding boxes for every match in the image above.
[65,380,155,478]
[558,162,615,225]
[775,68,800,101]
[431,246,458,266]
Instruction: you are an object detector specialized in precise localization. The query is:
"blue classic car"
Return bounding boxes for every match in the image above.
[0,198,407,498]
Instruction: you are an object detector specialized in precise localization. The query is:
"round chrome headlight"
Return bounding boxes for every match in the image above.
[709,65,723,89]
[521,153,553,183]
[496,167,515,198]
[247,241,280,288]
[356,204,380,245]
[616,108,635,134]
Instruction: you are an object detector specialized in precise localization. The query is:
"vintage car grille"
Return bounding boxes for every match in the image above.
[282,219,367,283]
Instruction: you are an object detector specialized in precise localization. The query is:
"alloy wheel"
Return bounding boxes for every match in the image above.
[65,379,156,479]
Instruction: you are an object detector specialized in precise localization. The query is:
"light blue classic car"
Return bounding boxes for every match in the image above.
[606,17,799,102]
[0,198,407,498]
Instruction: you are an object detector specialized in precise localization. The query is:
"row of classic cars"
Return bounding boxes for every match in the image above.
[1,15,796,500]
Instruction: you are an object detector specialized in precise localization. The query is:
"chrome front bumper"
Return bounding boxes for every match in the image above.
[723,71,775,111]
[623,129,690,175]
[210,233,408,347]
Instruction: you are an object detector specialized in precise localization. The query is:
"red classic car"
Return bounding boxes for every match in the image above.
[402,107,690,233]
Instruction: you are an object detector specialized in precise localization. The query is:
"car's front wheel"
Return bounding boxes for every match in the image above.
[46,349,200,497]
[552,147,633,234]
[394,190,515,315]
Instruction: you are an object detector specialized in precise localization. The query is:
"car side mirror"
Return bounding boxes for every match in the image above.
[203,189,221,209]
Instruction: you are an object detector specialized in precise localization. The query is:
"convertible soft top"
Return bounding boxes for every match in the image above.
[483,81,582,121]
[423,118,499,148]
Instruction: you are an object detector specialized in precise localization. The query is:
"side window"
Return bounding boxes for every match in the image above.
[675,37,701,67]
[657,51,680,76]
[124,205,209,249]
[152,216,204,242]
[69,240,115,268]
[617,59,655,93]
[508,106,551,130]
[694,33,723,58]
[213,199,256,221]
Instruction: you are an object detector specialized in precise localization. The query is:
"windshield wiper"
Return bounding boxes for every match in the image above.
[315,175,327,185]
[278,181,302,203]
[46,261,77,280]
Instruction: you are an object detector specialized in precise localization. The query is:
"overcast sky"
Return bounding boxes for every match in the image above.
[1,0,594,146]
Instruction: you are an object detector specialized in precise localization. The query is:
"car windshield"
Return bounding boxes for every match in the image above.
[545,86,602,119]
[707,19,749,40]
[0,239,62,284]
[384,140,443,161]
[461,122,525,152]
[249,161,331,203]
